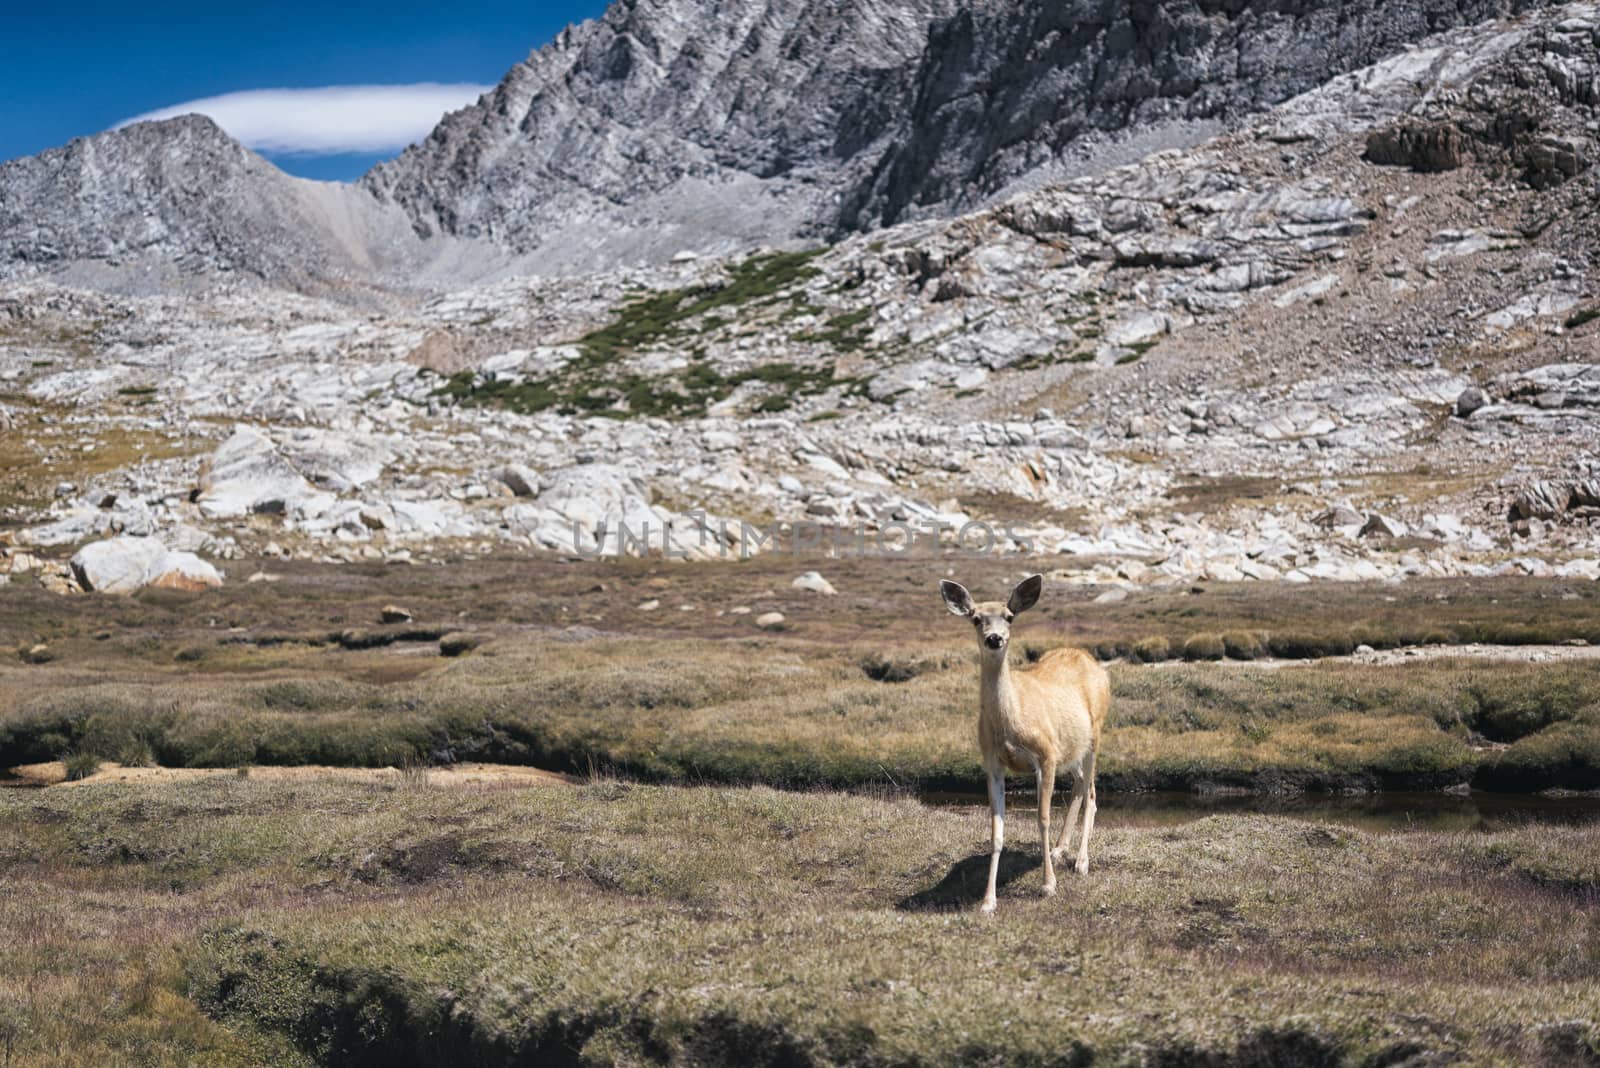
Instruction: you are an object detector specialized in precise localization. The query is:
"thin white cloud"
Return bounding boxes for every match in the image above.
[117,83,491,156]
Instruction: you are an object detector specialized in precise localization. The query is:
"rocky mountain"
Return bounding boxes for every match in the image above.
[0,0,1567,291]
[363,0,1559,272]
[4,3,1596,597]
[0,116,506,298]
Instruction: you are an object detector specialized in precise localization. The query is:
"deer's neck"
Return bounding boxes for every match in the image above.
[979,653,1018,724]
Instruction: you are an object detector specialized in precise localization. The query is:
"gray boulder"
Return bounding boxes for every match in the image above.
[495,464,542,497]
[792,571,838,595]
[534,464,663,553]
[277,429,394,492]
[1455,387,1488,417]
[21,509,114,547]
[197,427,316,519]
[1359,513,1409,539]
[1510,480,1581,521]
[70,536,172,594]
[1365,121,1465,172]
[1311,505,1364,530]
[147,552,224,592]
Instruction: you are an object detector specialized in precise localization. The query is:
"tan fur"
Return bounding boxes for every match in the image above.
[941,575,1112,913]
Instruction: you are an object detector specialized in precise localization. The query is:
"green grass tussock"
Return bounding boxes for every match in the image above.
[1181,632,1226,661]
[1132,635,1170,663]
[1221,630,1266,660]
[1476,722,1600,791]
[62,750,101,781]
[1266,631,1356,659]
[1461,671,1600,741]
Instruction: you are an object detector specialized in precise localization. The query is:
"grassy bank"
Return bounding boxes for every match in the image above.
[4,560,1599,793]
[1,778,1595,1065]
[4,631,1599,793]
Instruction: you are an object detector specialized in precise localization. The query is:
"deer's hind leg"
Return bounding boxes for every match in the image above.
[1036,757,1057,896]
[1074,747,1099,876]
[1053,769,1085,863]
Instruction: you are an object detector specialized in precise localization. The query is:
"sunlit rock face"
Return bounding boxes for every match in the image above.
[361,0,1581,277]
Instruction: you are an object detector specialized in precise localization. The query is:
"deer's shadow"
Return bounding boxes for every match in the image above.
[897,850,1044,912]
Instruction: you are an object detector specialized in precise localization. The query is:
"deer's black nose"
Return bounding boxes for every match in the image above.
[985,633,1004,649]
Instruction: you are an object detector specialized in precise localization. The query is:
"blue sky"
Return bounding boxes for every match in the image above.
[2,1,609,181]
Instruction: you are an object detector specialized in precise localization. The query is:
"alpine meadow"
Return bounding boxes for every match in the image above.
[3,1,1600,1064]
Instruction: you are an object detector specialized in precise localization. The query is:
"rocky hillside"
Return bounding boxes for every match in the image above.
[364,0,1559,272]
[2,3,1596,598]
[0,0,1566,290]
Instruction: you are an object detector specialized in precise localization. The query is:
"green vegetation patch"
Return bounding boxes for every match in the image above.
[1115,340,1158,365]
[430,358,845,420]
[583,248,825,360]
[430,249,845,419]
[798,307,874,352]
[1563,305,1599,330]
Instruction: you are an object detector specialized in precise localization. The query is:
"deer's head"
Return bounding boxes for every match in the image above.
[940,574,1043,656]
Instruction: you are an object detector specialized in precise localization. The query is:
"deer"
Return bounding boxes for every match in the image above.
[941,574,1111,913]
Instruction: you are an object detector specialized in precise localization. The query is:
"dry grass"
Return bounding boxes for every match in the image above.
[5,611,1600,793]
[1154,468,1486,522]
[1,778,1593,1065]
[5,554,1598,657]
[0,400,197,514]
[1162,473,1292,514]
[957,490,1089,529]
[3,559,1597,794]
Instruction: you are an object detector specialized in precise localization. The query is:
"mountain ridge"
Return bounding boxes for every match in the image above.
[0,0,1572,293]
[365,0,1560,263]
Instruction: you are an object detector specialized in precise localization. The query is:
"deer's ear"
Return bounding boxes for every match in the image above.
[1008,574,1043,615]
[940,580,975,617]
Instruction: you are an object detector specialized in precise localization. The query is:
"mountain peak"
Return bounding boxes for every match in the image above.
[362,0,1557,275]
[111,112,235,142]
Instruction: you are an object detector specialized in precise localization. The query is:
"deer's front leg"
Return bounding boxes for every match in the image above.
[981,767,1005,913]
